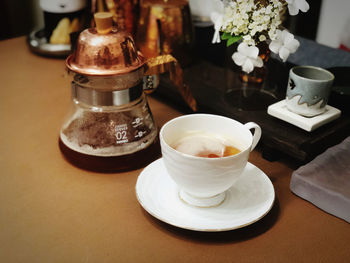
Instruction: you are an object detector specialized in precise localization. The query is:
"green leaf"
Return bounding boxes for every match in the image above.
[226,35,242,47]
[221,32,232,40]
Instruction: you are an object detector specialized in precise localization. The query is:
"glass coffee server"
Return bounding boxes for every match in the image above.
[59,12,195,172]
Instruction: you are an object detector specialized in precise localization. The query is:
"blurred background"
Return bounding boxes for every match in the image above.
[0,0,43,41]
[0,0,349,50]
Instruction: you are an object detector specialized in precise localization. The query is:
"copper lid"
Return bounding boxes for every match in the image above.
[66,12,145,76]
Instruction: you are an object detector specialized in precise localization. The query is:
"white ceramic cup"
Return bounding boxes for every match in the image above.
[160,114,261,207]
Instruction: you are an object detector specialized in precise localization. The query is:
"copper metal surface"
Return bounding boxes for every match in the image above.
[66,11,197,110]
[135,0,194,66]
[66,27,145,76]
[145,54,197,111]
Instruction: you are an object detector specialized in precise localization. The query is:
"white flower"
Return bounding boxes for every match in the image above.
[286,0,310,16]
[259,35,267,42]
[210,0,224,43]
[211,1,307,70]
[269,29,300,62]
[232,42,263,73]
[211,13,223,43]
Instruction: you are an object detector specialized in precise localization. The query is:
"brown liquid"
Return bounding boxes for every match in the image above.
[196,146,241,158]
[172,132,241,158]
[58,137,161,173]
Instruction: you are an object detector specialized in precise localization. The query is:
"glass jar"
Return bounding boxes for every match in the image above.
[59,71,160,172]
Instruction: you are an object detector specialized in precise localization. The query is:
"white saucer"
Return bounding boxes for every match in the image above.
[267,100,341,132]
[136,158,275,232]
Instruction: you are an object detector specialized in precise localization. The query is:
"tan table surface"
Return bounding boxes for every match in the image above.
[0,37,349,263]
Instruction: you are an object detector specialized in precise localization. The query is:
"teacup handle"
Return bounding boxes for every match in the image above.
[244,122,262,151]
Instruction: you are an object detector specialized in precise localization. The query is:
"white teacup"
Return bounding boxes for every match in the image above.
[160,114,261,207]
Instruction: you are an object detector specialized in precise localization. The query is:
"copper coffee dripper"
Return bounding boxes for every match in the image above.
[67,12,197,110]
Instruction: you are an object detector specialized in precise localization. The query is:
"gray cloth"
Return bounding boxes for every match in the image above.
[287,36,350,68]
[290,136,350,223]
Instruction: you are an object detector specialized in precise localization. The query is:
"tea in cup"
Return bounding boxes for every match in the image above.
[160,114,261,207]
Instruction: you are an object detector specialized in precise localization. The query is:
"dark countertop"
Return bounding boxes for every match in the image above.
[155,31,350,164]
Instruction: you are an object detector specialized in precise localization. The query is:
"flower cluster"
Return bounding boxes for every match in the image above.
[211,0,309,73]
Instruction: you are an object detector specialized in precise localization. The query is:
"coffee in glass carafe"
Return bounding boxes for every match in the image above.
[59,72,160,172]
[59,12,197,172]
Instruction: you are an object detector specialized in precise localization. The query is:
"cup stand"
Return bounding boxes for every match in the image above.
[267,100,341,132]
[179,190,226,208]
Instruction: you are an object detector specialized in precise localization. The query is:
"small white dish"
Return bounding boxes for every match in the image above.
[267,100,341,132]
[135,158,275,232]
